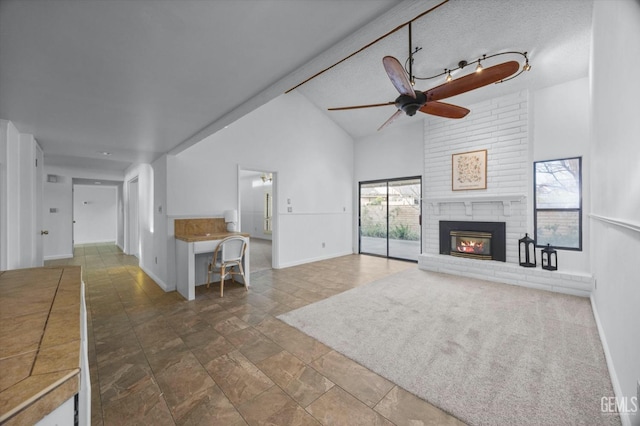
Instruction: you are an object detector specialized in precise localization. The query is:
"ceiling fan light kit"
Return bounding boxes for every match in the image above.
[413,51,531,84]
[327,12,532,131]
[329,53,529,131]
[329,7,531,130]
[329,48,531,130]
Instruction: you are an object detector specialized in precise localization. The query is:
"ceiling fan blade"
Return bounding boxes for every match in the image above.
[425,60,520,102]
[328,101,395,111]
[419,101,470,119]
[377,109,404,131]
[383,56,416,98]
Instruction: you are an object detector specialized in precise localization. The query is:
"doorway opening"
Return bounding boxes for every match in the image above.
[359,176,422,262]
[127,177,139,258]
[238,169,276,271]
[71,178,122,255]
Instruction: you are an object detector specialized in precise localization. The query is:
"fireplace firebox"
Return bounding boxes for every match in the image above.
[439,221,506,262]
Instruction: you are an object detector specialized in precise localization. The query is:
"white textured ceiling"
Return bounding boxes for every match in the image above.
[0,0,399,171]
[0,0,593,172]
[298,0,594,139]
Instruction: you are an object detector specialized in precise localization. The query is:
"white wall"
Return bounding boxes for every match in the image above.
[590,2,640,425]
[532,77,591,272]
[150,155,169,291]
[0,120,42,269]
[0,120,21,269]
[73,185,117,244]
[19,134,35,265]
[354,120,424,182]
[167,91,354,271]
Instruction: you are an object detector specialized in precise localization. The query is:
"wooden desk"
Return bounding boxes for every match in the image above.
[175,232,250,300]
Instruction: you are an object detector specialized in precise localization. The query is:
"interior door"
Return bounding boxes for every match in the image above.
[34,145,44,266]
[359,177,422,261]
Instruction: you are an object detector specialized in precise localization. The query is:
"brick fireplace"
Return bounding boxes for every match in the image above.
[417,91,592,297]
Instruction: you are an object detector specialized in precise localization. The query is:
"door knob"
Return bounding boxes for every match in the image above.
[41,230,49,235]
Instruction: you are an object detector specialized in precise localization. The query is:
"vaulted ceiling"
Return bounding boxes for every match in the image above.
[0,0,593,174]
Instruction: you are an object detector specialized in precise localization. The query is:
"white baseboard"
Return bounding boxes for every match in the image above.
[590,295,632,426]
[74,239,117,245]
[139,264,174,292]
[44,253,73,261]
[276,251,353,269]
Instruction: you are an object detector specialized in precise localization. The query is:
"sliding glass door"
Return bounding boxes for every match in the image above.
[359,177,421,261]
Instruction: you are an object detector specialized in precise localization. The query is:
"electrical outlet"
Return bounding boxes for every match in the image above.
[322,242,325,248]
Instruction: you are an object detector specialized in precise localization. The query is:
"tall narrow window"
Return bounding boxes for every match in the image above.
[534,157,582,250]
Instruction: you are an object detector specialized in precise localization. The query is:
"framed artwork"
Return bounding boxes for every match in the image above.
[452,149,487,191]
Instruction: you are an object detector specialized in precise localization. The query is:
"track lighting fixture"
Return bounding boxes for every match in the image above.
[407,51,531,85]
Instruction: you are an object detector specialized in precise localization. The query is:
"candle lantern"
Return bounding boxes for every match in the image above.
[518,233,536,267]
[541,244,558,271]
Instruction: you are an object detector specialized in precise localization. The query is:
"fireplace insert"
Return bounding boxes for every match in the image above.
[439,221,506,262]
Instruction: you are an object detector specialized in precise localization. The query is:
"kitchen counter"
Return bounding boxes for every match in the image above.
[0,266,88,425]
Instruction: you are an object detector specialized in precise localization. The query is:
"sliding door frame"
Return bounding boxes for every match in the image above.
[358,176,422,262]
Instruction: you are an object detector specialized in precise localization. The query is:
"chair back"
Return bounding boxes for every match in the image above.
[218,236,246,263]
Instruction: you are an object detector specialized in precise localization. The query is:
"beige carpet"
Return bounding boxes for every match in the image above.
[279,268,620,425]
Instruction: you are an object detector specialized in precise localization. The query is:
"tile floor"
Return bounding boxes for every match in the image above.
[46,242,465,425]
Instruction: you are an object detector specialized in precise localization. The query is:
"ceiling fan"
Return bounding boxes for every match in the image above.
[328,55,520,131]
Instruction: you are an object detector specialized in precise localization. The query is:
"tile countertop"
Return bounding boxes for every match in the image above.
[175,232,251,242]
[174,217,249,242]
[0,266,82,425]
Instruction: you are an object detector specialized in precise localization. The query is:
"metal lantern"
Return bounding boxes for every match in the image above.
[518,233,536,267]
[541,244,558,271]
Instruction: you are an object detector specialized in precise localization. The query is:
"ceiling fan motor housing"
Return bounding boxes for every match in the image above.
[396,91,427,116]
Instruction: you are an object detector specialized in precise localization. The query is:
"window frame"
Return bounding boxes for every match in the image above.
[533,156,583,251]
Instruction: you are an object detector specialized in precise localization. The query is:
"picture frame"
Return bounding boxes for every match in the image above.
[452,149,487,191]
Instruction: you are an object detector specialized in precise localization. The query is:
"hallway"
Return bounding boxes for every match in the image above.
[46,243,461,425]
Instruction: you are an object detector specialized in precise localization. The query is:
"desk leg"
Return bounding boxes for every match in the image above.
[176,240,196,301]
[244,238,250,289]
